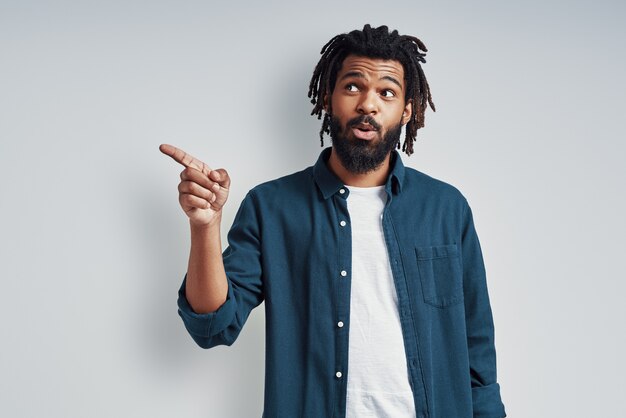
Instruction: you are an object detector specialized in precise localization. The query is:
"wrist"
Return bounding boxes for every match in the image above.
[190,213,222,234]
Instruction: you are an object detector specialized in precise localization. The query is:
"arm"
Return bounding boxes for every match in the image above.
[177,192,265,348]
[460,200,507,418]
[160,143,230,313]
[160,144,264,348]
[186,220,228,313]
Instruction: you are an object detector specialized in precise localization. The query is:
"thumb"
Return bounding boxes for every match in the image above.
[210,168,230,188]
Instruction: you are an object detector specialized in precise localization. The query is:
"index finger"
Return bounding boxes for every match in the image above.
[159,143,211,175]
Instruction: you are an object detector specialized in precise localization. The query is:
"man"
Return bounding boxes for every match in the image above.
[160,25,506,418]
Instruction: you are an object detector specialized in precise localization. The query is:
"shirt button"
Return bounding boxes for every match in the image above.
[339,188,346,194]
[340,270,347,277]
[337,321,344,328]
[340,220,346,227]
[336,371,342,378]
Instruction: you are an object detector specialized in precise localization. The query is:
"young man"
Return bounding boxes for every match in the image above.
[161,25,506,418]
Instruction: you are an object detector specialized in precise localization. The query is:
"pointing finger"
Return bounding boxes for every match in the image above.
[159,144,211,175]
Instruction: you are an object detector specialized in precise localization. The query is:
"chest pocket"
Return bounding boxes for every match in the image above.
[416,243,464,308]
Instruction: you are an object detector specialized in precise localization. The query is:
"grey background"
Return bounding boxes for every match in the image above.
[1,0,625,417]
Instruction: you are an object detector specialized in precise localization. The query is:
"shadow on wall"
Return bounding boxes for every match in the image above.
[128,167,265,415]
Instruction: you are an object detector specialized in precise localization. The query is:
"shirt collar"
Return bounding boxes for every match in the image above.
[312,147,405,200]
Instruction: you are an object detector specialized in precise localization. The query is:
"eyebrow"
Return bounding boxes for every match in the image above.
[339,71,403,90]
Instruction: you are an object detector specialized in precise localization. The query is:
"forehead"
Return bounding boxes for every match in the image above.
[336,54,405,86]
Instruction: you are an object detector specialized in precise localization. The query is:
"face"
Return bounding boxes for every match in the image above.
[327,54,412,174]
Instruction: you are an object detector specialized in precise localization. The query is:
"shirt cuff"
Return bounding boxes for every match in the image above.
[472,382,507,418]
[176,273,236,339]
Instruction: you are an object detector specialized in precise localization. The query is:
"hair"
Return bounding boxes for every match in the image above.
[308,24,435,156]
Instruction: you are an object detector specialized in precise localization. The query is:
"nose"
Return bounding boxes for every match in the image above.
[356,90,378,115]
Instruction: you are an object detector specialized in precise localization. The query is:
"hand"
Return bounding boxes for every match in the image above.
[159,144,230,228]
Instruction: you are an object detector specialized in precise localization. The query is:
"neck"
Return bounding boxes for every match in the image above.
[327,148,392,187]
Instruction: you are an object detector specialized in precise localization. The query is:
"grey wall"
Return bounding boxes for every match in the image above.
[1,0,625,416]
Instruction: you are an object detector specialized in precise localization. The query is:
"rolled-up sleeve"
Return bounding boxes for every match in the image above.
[176,191,265,349]
[460,199,507,418]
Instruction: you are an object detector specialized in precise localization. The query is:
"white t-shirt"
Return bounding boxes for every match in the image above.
[345,185,416,418]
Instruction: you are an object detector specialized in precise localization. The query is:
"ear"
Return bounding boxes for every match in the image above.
[323,93,329,112]
[401,99,413,125]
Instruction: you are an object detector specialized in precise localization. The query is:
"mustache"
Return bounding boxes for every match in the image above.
[347,115,381,131]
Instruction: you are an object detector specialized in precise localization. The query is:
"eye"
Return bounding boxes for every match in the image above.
[381,89,396,98]
[345,83,359,92]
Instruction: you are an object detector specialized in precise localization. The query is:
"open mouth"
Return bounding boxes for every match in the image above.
[352,123,379,140]
[356,123,377,131]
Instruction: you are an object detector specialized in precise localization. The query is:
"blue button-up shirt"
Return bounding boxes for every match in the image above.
[177,148,506,418]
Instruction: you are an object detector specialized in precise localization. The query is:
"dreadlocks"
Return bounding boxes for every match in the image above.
[308,24,435,156]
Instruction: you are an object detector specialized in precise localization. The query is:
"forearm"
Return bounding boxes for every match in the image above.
[185,216,229,313]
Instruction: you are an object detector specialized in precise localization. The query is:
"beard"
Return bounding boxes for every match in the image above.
[329,114,402,174]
